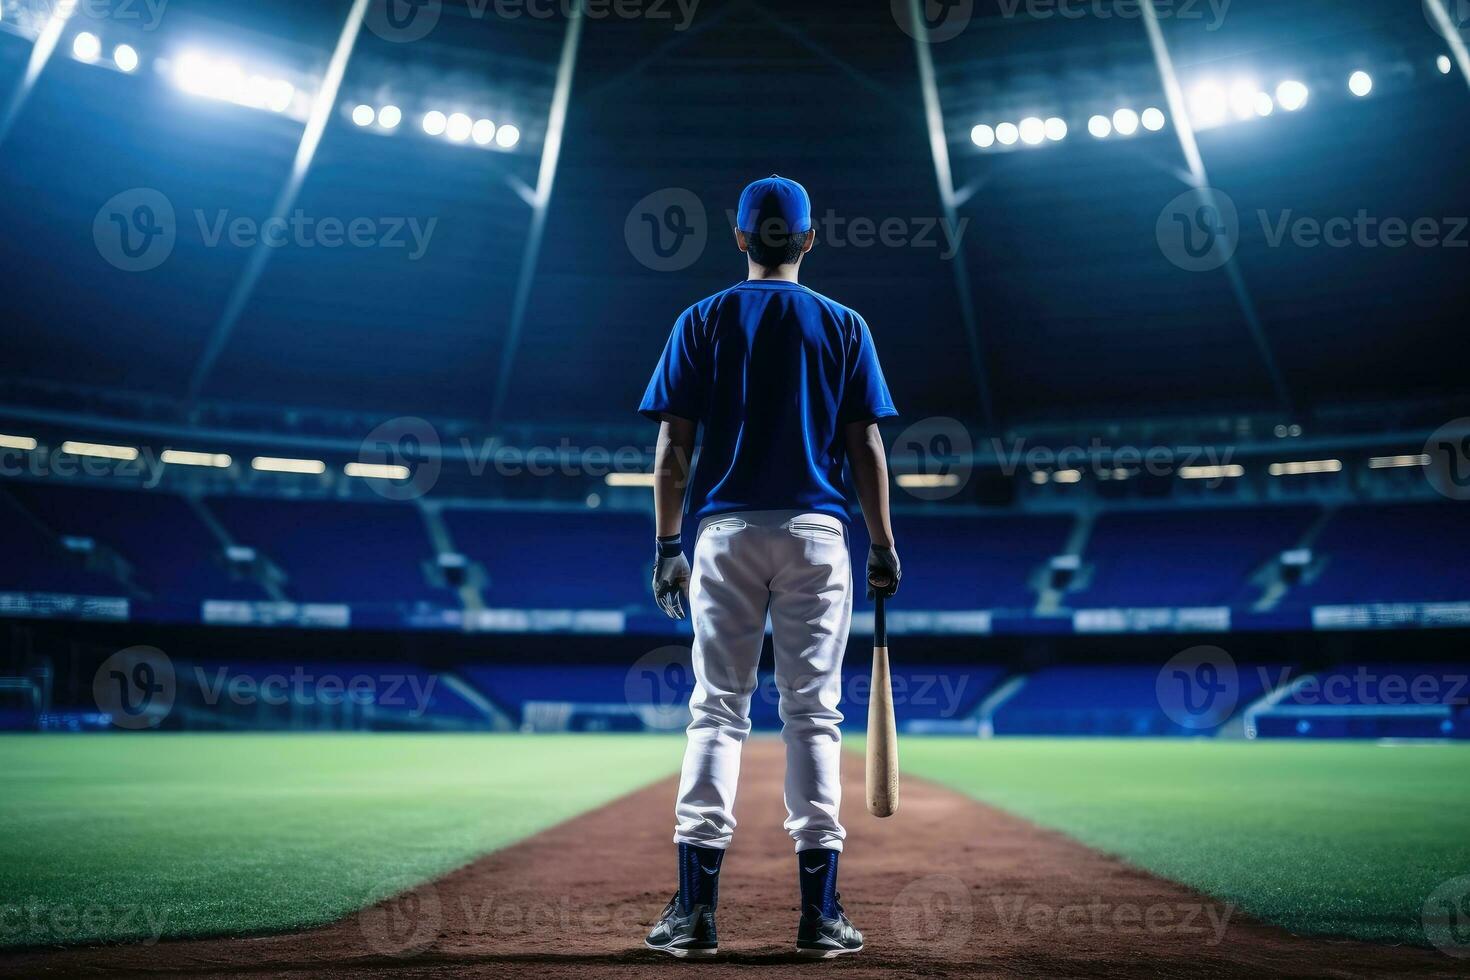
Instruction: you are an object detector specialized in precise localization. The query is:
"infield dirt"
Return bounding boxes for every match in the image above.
[0,738,1458,978]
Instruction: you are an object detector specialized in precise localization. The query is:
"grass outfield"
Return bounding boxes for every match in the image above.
[0,734,681,948]
[899,738,1470,946]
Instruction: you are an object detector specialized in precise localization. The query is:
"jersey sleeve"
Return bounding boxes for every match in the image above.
[639,306,708,423]
[839,314,898,425]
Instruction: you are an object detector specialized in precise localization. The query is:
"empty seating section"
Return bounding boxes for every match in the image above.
[0,490,126,595]
[207,496,447,605]
[5,483,263,600]
[1291,504,1470,604]
[443,509,653,608]
[1072,507,1319,608]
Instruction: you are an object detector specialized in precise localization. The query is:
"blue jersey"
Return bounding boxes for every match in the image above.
[639,279,897,524]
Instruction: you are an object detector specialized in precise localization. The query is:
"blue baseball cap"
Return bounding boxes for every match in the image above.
[737,174,812,235]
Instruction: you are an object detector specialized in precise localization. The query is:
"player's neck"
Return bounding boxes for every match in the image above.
[746,261,801,284]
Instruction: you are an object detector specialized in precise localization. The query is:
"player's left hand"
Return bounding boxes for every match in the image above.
[653,543,691,619]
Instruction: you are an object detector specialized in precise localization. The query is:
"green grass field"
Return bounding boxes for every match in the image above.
[0,734,681,947]
[901,738,1470,945]
[2,735,1465,949]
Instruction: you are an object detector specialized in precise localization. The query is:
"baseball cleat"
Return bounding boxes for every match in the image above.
[796,897,864,958]
[645,895,718,958]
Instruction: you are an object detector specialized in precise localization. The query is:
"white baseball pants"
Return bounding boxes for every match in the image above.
[673,510,853,853]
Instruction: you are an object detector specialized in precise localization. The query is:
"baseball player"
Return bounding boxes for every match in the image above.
[638,175,901,958]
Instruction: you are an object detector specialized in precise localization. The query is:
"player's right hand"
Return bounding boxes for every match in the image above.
[653,551,692,620]
[867,544,900,600]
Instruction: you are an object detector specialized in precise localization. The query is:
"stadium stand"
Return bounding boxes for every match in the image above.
[1289,503,1470,604]
[206,496,450,606]
[1248,662,1470,740]
[0,488,132,597]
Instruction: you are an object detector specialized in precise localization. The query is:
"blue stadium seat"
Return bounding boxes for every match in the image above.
[0,486,133,596]
[1290,503,1470,604]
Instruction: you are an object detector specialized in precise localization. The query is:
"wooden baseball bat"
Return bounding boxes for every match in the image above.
[866,594,899,818]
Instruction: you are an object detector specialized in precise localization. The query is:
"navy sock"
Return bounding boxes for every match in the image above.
[797,848,840,919]
[677,842,724,913]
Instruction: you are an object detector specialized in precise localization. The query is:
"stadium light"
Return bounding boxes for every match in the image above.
[1031,471,1050,484]
[971,124,995,148]
[995,121,1019,146]
[422,110,447,136]
[378,105,402,129]
[1053,469,1082,484]
[351,104,375,127]
[0,434,37,451]
[1227,81,1259,120]
[1348,71,1373,97]
[344,462,410,480]
[1179,464,1244,480]
[1188,82,1228,127]
[1044,117,1067,141]
[113,44,139,73]
[161,450,232,468]
[1254,92,1274,116]
[606,472,655,487]
[1087,114,1111,138]
[173,52,295,114]
[446,112,472,142]
[1276,80,1309,111]
[251,456,326,475]
[1141,107,1166,131]
[472,118,495,145]
[1368,454,1430,468]
[494,124,520,149]
[1112,108,1139,136]
[1019,116,1046,145]
[61,441,138,461]
[896,473,961,489]
[1268,459,1342,477]
[1440,55,1454,75]
[72,32,101,63]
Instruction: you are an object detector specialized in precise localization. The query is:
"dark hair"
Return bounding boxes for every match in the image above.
[745,222,812,268]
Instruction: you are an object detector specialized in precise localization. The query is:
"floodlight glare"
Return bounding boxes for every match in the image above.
[971,124,995,148]
[113,44,139,73]
[1087,114,1111,138]
[423,110,447,136]
[378,104,401,129]
[1348,70,1372,96]
[73,32,101,63]
[446,112,472,142]
[1228,81,1258,120]
[1112,108,1139,136]
[1438,55,1453,74]
[1141,107,1166,131]
[472,118,495,145]
[1254,92,1274,116]
[1276,80,1309,111]
[995,121,1019,145]
[351,104,375,127]
[1019,116,1046,145]
[1044,116,1067,141]
[1188,82,1227,127]
[495,123,521,148]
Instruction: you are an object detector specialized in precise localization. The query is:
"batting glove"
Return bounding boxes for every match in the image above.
[653,534,691,620]
[867,544,901,600]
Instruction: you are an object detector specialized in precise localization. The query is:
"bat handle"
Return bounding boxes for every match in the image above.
[873,593,887,648]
